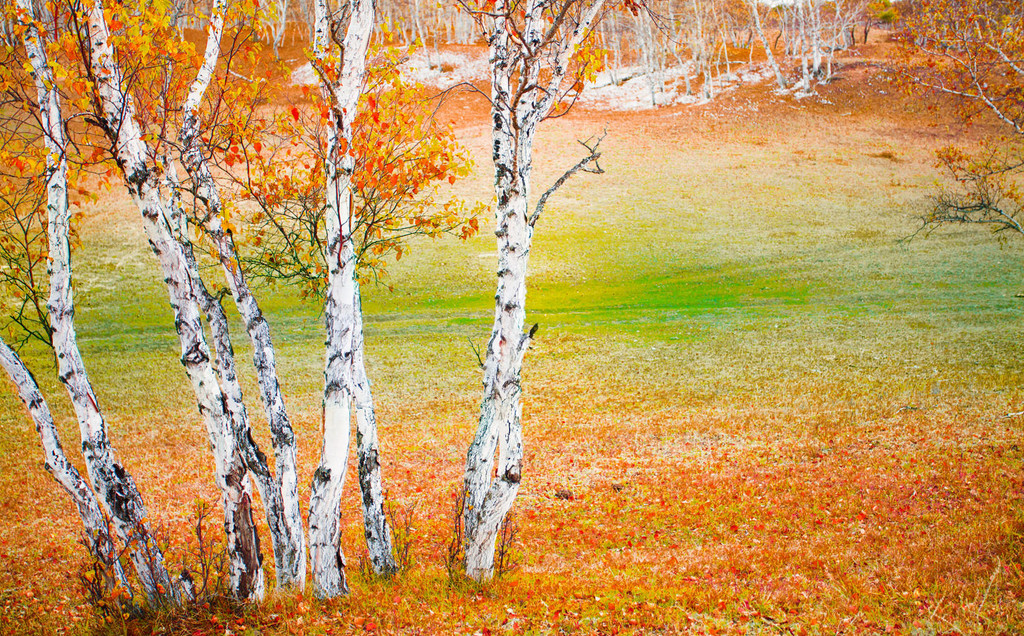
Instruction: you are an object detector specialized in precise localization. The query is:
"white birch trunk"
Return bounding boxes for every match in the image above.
[0,339,131,596]
[750,0,787,89]
[463,12,526,581]
[177,0,305,590]
[692,0,713,100]
[84,0,264,601]
[810,0,823,77]
[462,0,603,582]
[352,282,396,576]
[166,164,302,597]
[17,2,175,603]
[797,0,812,91]
[308,0,394,598]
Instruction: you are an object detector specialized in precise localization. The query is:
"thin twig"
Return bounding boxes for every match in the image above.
[529,131,606,228]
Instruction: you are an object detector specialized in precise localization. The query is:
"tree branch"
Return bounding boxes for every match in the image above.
[529,131,605,228]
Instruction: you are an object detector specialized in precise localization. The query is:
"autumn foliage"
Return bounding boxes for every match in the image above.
[895,0,1024,236]
[238,45,482,297]
[1,0,1023,633]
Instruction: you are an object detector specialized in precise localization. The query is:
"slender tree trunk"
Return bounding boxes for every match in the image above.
[352,282,396,576]
[274,0,289,57]
[692,0,713,100]
[462,0,603,581]
[17,2,175,603]
[0,340,131,596]
[84,0,264,601]
[810,0,823,77]
[165,161,305,595]
[797,0,812,91]
[463,21,531,577]
[750,0,787,89]
[177,0,306,590]
[308,0,394,598]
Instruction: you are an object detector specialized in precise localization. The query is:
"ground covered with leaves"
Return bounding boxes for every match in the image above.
[1,40,1022,635]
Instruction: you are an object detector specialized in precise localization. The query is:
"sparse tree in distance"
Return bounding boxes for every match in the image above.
[896,0,1024,239]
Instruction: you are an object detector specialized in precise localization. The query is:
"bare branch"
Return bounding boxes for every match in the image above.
[529,131,605,228]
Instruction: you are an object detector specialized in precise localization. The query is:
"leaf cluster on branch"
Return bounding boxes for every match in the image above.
[236,44,483,298]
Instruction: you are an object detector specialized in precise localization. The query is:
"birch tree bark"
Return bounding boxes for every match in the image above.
[176,0,306,590]
[691,0,714,100]
[0,339,131,596]
[15,1,176,603]
[796,0,812,91]
[351,282,395,577]
[461,0,606,582]
[749,0,787,89]
[82,0,264,601]
[165,160,304,593]
[308,0,396,598]
[810,0,823,77]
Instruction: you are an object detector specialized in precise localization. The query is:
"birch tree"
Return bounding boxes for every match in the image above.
[5,0,483,603]
[457,0,610,582]
[0,340,131,595]
[68,0,268,599]
[4,0,176,603]
[896,0,1024,238]
[306,0,392,597]
[170,0,307,591]
[234,26,480,593]
[749,0,787,89]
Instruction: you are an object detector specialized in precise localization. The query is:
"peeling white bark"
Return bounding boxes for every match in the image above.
[0,339,131,596]
[462,0,605,582]
[16,1,174,603]
[307,0,396,597]
[177,0,305,590]
[83,0,263,601]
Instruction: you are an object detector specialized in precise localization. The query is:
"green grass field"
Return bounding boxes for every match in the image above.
[1,81,1022,634]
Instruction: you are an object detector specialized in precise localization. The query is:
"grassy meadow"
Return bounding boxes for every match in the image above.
[0,61,1022,634]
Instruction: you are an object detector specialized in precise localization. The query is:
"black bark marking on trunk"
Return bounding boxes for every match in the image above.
[334,549,348,593]
[324,379,348,395]
[246,430,270,473]
[272,423,295,449]
[232,491,263,598]
[127,166,149,188]
[313,466,331,485]
[181,341,209,366]
[244,308,265,334]
[503,464,521,484]
[358,449,379,510]
[108,464,134,521]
